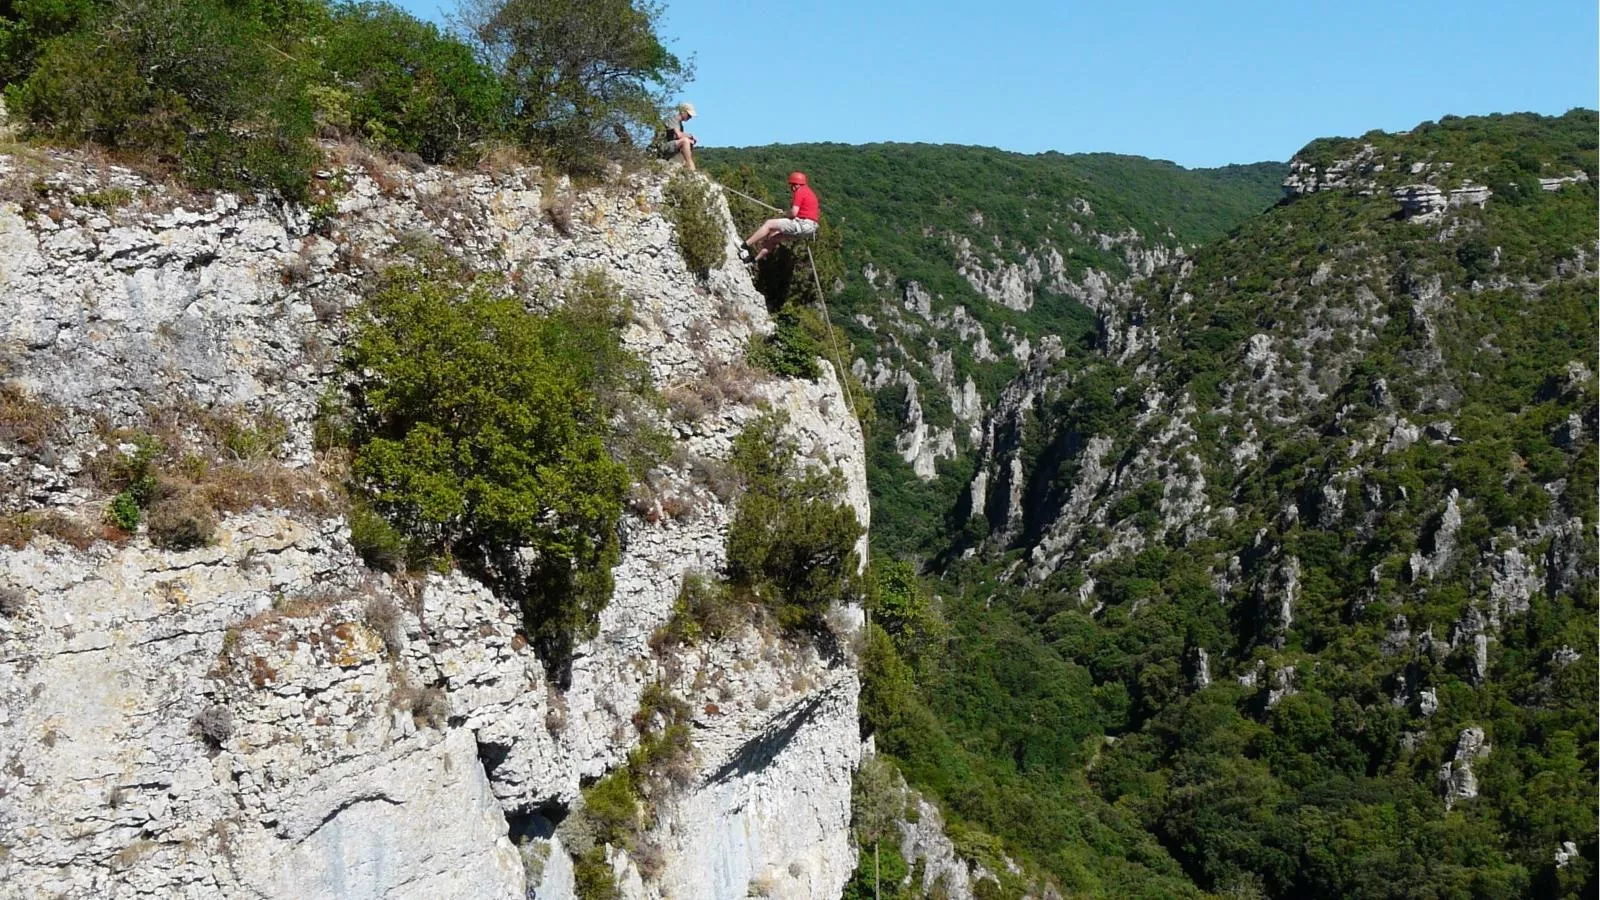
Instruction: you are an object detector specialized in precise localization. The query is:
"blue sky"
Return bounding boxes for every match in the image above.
[398,0,1598,168]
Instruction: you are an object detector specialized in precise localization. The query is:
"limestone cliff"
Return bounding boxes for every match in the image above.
[0,148,867,899]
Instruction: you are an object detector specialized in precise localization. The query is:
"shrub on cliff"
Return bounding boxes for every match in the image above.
[726,412,862,632]
[746,308,823,380]
[6,0,319,199]
[661,173,725,278]
[344,260,658,669]
[317,3,505,163]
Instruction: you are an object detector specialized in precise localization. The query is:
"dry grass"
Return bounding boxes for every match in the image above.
[688,455,740,504]
[659,493,696,520]
[390,674,449,728]
[111,838,160,870]
[0,585,26,617]
[543,194,574,236]
[414,180,477,227]
[362,595,404,655]
[324,140,404,197]
[146,481,218,550]
[196,459,338,517]
[705,360,764,407]
[0,383,64,451]
[474,142,532,178]
[0,510,104,550]
[664,384,711,424]
[191,705,234,747]
[89,405,341,541]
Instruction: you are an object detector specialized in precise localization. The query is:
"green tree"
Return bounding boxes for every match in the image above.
[8,0,318,197]
[318,2,506,162]
[466,0,687,169]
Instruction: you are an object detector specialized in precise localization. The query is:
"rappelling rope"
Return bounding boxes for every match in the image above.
[718,184,860,426]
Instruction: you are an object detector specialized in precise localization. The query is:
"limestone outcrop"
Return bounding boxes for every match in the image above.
[0,149,867,899]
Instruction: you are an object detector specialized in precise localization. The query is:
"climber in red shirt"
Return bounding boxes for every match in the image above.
[740,172,820,262]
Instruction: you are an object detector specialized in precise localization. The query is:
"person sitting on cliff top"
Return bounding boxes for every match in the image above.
[654,102,698,170]
[739,172,819,262]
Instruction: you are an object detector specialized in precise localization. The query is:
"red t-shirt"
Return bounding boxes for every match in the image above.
[792,185,819,221]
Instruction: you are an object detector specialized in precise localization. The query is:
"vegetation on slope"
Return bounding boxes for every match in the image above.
[859,111,1598,897]
[0,0,685,195]
[702,144,1286,562]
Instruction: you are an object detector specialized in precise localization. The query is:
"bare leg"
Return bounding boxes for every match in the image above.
[744,218,784,249]
[754,230,789,261]
[675,137,695,171]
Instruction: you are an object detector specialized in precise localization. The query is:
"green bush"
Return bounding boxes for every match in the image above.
[560,765,639,900]
[629,681,692,784]
[572,847,619,900]
[344,260,656,670]
[0,0,96,89]
[746,309,822,380]
[106,490,141,532]
[348,502,412,572]
[661,173,726,278]
[726,412,863,632]
[7,0,318,199]
[319,2,504,163]
[652,572,739,647]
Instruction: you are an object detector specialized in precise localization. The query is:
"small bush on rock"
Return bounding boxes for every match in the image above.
[363,595,405,654]
[746,308,822,380]
[726,412,862,633]
[651,572,739,649]
[348,503,414,572]
[662,173,726,278]
[106,491,142,532]
[145,481,218,550]
[191,704,234,747]
[0,585,26,617]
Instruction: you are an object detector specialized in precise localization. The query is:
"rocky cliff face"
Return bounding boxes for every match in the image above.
[0,148,868,899]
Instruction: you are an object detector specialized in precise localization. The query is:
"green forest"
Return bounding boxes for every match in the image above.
[841,110,1599,898]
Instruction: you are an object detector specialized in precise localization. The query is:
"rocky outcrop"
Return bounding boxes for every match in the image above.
[1438,726,1491,810]
[0,150,868,898]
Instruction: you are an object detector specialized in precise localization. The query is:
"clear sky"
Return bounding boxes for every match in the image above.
[398,0,1597,168]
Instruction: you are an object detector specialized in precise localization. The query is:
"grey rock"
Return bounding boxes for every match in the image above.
[0,155,868,900]
[1439,726,1491,809]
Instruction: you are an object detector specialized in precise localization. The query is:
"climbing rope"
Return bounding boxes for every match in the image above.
[804,243,860,425]
[718,184,860,426]
[719,184,782,213]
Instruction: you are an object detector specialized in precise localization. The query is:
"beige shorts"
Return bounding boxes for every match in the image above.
[775,218,819,237]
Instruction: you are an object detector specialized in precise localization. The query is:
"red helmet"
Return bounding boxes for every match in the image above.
[788,171,808,186]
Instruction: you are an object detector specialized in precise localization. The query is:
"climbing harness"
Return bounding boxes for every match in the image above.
[719,184,859,425]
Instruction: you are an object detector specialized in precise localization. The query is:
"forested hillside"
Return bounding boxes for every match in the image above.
[702,144,1285,559]
[851,110,1598,898]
